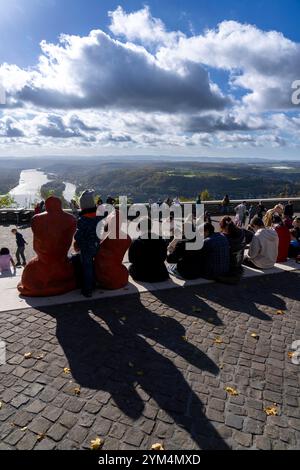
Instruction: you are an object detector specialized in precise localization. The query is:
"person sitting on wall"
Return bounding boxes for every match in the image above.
[264,204,284,228]
[219,216,253,279]
[18,196,77,297]
[129,216,169,283]
[243,217,279,270]
[95,204,131,290]
[272,215,291,262]
[167,222,230,280]
[288,229,300,259]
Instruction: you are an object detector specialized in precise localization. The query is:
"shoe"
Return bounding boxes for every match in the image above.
[82,291,93,298]
[15,263,22,268]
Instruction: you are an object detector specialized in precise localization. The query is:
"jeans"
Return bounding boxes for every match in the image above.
[80,247,99,295]
[16,246,26,265]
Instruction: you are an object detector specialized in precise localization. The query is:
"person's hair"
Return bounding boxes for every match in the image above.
[204,222,215,236]
[290,229,298,239]
[272,214,283,225]
[220,216,240,236]
[0,247,10,255]
[294,216,300,223]
[251,216,265,228]
[11,228,17,233]
[106,196,115,205]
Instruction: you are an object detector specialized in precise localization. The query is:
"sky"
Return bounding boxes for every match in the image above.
[0,0,300,158]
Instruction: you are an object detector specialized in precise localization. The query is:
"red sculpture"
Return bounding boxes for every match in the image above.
[18,197,77,297]
[95,210,131,290]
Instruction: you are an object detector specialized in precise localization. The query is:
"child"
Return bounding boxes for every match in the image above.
[0,248,16,275]
[11,228,27,267]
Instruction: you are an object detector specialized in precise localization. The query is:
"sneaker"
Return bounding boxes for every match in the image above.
[15,263,22,268]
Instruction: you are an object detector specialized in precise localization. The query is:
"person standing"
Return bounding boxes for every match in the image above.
[284,200,294,219]
[11,228,27,267]
[221,195,230,214]
[234,201,248,227]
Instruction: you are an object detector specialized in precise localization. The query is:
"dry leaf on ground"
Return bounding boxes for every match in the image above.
[225,386,239,396]
[214,337,223,344]
[63,367,71,374]
[151,443,165,451]
[251,333,259,339]
[24,352,32,359]
[74,387,81,396]
[264,406,278,416]
[90,437,104,450]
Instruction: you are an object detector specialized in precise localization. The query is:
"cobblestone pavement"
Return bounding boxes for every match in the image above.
[0,271,299,450]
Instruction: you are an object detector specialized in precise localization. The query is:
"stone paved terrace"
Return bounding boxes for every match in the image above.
[0,270,300,450]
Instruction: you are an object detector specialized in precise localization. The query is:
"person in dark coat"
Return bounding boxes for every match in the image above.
[219,216,253,275]
[167,223,230,280]
[284,200,294,218]
[129,217,169,283]
[74,190,102,297]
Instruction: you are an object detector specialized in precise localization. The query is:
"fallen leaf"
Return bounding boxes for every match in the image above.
[219,363,224,370]
[24,352,32,359]
[264,406,278,416]
[63,367,71,374]
[251,333,259,339]
[20,427,27,432]
[151,443,165,451]
[288,351,295,359]
[136,370,144,377]
[225,386,239,396]
[275,310,285,315]
[0,401,2,410]
[181,336,188,342]
[36,354,44,360]
[90,437,104,450]
[36,433,46,442]
[214,337,223,344]
[128,362,134,368]
[74,387,81,396]
[120,316,127,322]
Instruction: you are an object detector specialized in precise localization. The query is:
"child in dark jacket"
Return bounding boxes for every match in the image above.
[74,190,101,297]
[11,228,27,267]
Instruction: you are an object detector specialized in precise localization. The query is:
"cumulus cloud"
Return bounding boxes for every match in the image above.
[0,6,299,153]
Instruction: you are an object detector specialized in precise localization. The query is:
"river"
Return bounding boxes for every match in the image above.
[9,169,76,208]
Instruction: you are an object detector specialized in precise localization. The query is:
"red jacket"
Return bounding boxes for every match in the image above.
[275,225,291,262]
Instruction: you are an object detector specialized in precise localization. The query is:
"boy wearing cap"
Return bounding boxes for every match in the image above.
[74,190,101,297]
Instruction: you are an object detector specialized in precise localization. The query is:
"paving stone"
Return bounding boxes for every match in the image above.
[47,423,68,442]
[225,414,244,430]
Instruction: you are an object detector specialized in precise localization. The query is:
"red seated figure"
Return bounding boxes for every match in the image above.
[95,210,131,290]
[18,197,77,297]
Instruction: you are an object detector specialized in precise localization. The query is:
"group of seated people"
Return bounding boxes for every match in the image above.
[16,193,300,298]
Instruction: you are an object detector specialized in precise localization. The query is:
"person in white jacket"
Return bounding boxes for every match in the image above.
[243,216,279,269]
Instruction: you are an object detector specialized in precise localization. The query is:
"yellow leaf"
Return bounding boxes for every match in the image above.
[214,337,223,344]
[181,336,188,342]
[225,386,239,396]
[136,370,144,377]
[121,316,127,321]
[36,354,44,360]
[24,352,32,359]
[20,427,27,432]
[90,437,104,450]
[151,443,165,451]
[0,401,2,410]
[37,433,46,442]
[74,387,81,396]
[251,333,259,339]
[275,310,285,315]
[63,367,71,374]
[288,351,295,359]
[264,406,278,416]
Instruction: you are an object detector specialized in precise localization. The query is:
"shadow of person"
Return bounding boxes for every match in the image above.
[39,295,229,450]
[152,275,287,322]
[147,285,224,326]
